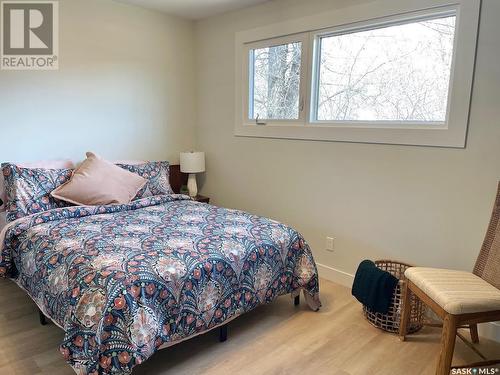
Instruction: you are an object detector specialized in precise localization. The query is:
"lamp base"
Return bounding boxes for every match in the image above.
[187,173,198,197]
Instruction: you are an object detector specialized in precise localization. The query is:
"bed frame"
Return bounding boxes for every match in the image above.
[38,296,300,342]
[37,164,302,343]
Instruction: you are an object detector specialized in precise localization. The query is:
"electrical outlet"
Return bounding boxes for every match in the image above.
[325,237,335,252]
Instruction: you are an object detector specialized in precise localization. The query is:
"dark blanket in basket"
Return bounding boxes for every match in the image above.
[352,260,399,314]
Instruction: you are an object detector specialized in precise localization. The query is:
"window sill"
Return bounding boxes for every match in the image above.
[234,123,467,148]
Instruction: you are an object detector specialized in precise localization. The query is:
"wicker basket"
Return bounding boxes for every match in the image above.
[362,260,426,334]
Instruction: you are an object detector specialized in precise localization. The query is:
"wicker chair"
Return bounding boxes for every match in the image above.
[399,182,500,375]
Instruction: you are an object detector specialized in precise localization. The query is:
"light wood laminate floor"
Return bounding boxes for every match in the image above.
[1,278,499,375]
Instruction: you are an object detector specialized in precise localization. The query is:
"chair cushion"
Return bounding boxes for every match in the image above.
[405,267,500,315]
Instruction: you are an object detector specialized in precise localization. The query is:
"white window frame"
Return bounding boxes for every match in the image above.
[244,33,309,125]
[234,0,480,148]
[309,8,457,128]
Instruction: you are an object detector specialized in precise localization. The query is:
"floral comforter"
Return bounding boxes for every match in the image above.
[0,194,320,374]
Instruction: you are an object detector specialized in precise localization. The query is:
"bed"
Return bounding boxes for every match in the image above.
[0,162,321,375]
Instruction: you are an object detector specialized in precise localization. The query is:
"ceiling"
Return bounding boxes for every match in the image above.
[114,0,271,20]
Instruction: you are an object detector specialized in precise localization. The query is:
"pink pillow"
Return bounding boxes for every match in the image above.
[113,160,145,165]
[0,159,74,214]
[15,160,74,169]
[51,152,147,206]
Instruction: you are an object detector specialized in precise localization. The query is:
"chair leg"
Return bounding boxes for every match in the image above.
[436,314,458,375]
[469,323,479,344]
[399,281,412,341]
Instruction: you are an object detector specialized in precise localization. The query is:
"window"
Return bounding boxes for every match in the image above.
[249,42,302,121]
[314,15,456,123]
[244,34,309,125]
[235,0,480,147]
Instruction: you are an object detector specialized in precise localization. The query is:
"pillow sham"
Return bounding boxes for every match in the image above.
[51,152,147,206]
[117,161,173,199]
[0,159,74,214]
[1,163,73,222]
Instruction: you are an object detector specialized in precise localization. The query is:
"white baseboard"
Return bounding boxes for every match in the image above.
[317,262,354,288]
[478,321,500,343]
[317,262,500,343]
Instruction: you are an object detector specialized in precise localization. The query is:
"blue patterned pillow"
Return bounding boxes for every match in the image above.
[1,163,73,222]
[116,161,173,199]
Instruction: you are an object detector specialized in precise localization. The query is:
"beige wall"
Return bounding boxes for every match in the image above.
[194,0,500,279]
[0,0,196,163]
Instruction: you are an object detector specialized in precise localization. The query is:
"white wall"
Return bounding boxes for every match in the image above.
[194,0,500,279]
[0,0,196,163]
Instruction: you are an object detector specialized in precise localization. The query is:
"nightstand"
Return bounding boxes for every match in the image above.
[192,195,210,204]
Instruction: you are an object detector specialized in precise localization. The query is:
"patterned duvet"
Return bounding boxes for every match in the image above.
[0,194,320,374]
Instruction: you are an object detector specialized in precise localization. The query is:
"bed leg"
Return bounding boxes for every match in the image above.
[219,324,228,342]
[294,295,300,306]
[38,309,47,326]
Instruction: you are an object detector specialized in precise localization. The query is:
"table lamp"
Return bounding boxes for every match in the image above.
[180,151,205,197]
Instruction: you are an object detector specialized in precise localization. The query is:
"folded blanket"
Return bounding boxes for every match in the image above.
[352,260,399,314]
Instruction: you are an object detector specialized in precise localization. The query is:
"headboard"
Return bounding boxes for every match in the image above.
[169,165,187,194]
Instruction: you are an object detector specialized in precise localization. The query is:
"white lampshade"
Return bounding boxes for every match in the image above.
[180,152,205,173]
